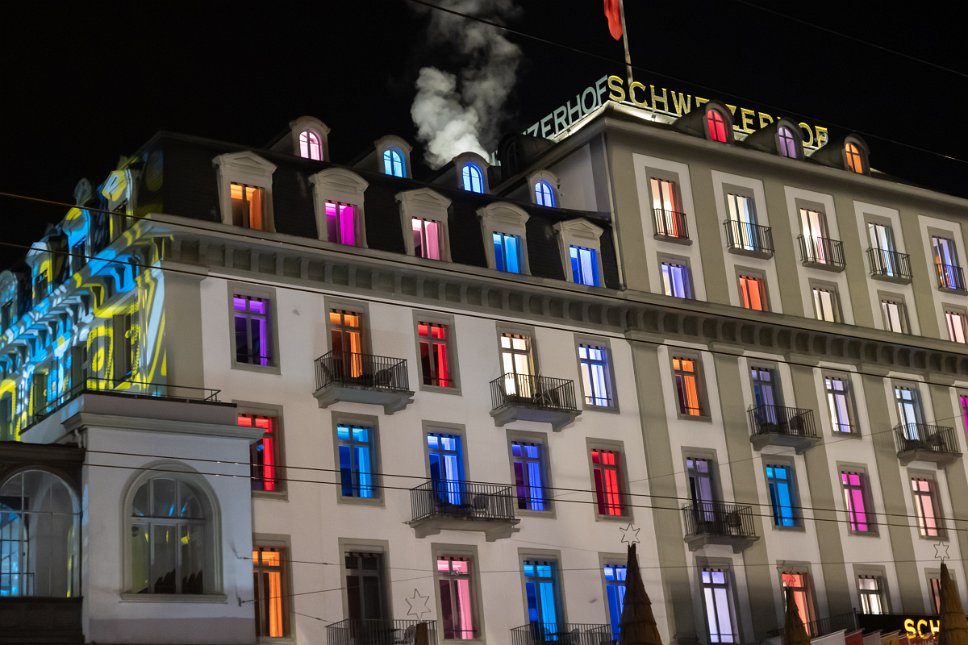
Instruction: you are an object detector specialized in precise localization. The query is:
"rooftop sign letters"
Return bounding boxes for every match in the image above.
[526,74,830,149]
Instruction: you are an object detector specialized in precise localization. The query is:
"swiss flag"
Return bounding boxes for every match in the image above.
[604,0,622,40]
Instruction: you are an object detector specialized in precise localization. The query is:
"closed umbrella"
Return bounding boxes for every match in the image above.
[783,588,811,645]
[938,562,968,645]
[618,543,662,645]
[413,620,430,645]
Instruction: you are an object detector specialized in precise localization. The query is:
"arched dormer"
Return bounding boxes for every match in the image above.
[309,168,369,247]
[477,202,531,275]
[396,188,452,261]
[375,135,413,179]
[843,135,870,175]
[212,151,277,232]
[290,116,331,161]
[528,170,560,208]
[674,101,735,144]
[741,119,803,160]
[453,152,489,194]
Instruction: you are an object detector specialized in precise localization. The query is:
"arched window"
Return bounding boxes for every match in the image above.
[777,126,799,159]
[0,470,80,597]
[534,180,556,207]
[845,143,865,174]
[706,109,729,143]
[128,474,215,595]
[462,163,485,193]
[383,147,406,178]
[298,130,323,161]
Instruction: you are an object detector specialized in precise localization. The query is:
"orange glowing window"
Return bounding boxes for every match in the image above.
[706,109,728,143]
[781,573,815,634]
[230,183,265,230]
[253,547,287,638]
[591,448,624,516]
[845,143,864,174]
[329,309,365,378]
[738,275,768,311]
[238,414,279,492]
[672,357,702,416]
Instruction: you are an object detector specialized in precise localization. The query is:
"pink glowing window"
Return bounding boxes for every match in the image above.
[418,322,452,387]
[591,449,624,516]
[911,478,940,537]
[706,109,729,143]
[412,217,442,260]
[298,130,323,161]
[325,201,357,246]
[233,295,272,367]
[437,557,476,640]
[239,414,279,492]
[840,471,871,533]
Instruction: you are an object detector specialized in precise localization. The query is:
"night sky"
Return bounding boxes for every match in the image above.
[2,1,966,270]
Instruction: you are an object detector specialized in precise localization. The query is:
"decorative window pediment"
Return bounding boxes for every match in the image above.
[397,188,452,261]
[376,135,413,178]
[310,168,369,247]
[528,170,560,208]
[290,116,331,161]
[477,202,530,275]
[212,151,277,232]
[454,152,489,194]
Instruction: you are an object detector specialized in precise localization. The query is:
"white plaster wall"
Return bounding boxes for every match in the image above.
[917,214,968,341]
[549,145,601,212]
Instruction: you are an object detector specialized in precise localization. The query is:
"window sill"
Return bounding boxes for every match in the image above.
[231,361,282,376]
[869,272,912,285]
[654,233,692,246]
[846,530,881,538]
[336,494,385,508]
[516,507,557,519]
[727,246,774,260]
[831,430,863,440]
[253,489,289,502]
[121,593,227,603]
[595,512,633,522]
[771,524,806,533]
[418,383,462,396]
[676,413,712,423]
[582,403,620,415]
[939,286,968,296]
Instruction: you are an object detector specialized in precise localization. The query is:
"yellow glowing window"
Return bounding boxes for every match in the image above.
[230,183,265,230]
[845,143,864,174]
[672,357,702,416]
[329,309,365,378]
[253,547,287,638]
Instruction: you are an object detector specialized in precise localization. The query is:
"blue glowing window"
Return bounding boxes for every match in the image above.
[765,464,797,527]
[493,233,522,273]
[337,424,375,499]
[604,563,627,640]
[426,432,464,504]
[511,441,546,511]
[383,147,406,178]
[660,262,692,299]
[569,246,599,286]
[462,163,484,193]
[523,560,560,630]
[534,181,556,207]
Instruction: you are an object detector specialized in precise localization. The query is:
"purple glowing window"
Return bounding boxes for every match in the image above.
[325,201,357,246]
[841,471,870,533]
[233,295,272,367]
[777,126,798,159]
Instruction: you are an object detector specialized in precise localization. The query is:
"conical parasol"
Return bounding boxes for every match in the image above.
[413,620,430,645]
[618,542,662,645]
[938,562,968,645]
[783,587,811,645]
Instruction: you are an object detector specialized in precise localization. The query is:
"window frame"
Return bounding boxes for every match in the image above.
[648,172,690,242]
[839,464,877,536]
[697,558,741,644]
[412,311,461,394]
[455,153,489,194]
[822,371,859,436]
[809,280,842,323]
[517,549,566,631]
[396,188,452,261]
[943,305,968,344]
[326,297,372,357]
[764,459,802,530]
[737,269,769,312]
[553,218,605,287]
[879,292,910,334]
[586,438,632,520]
[670,352,710,420]
[779,565,817,634]
[236,401,286,498]
[422,421,470,488]
[659,255,694,299]
[227,283,281,375]
[854,566,890,615]
[909,472,945,540]
[252,535,294,641]
[112,308,139,383]
[599,553,629,642]
[338,538,391,623]
[376,135,413,179]
[477,202,531,275]
[507,430,555,517]
[310,168,369,248]
[574,335,619,412]
[432,543,485,642]
[843,137,869,175]
[213,151,277,232]
[704,106,733,144]
[331,412,383,506]
[528,170,560,208]
[289,116,331,162]
[775,121,803,160]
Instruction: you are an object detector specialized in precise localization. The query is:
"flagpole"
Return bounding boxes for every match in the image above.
[619,0,633,85]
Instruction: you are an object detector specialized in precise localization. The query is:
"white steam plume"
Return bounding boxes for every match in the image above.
[410,0,521,168]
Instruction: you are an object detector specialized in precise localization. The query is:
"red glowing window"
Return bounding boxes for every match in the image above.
[739,275,768,311]
[706,109,729,143]
[239,414,279,492]
[418,321,452,387]
[591,448,624,516]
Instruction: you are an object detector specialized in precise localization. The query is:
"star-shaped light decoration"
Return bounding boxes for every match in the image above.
[619,522,641,545]
[935,540,950,562]
[405,588,431,620]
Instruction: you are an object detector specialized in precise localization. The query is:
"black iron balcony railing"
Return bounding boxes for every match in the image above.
[682,501,756,539]
[326,619,437,645]
[867,247,912,281]
[511,622,614,645]
[748,405,818,439]
[653,208,689,240]
[797,235,846,269]
[767,612,858,639]
[411,479,516,523]
[894,423,959,455]
[314,351,409,392]
[724,220,774,255]
[936,262,967,291]
[490,373,578,413]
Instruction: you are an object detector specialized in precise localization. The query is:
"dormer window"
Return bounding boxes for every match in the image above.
[477,203,531,275]
[231,184,265,229]
[384,147,406,178]
[845,141,866,174]
[705,108,730,143]
[777,125,801,159]
[397,188,452,261]
[529,171,560,208]
[213,152,277,232]
[288,116,330,161]
[310,168,369,248]
[462,164,485,193]
[299,130,323,161]
[454,153,489,194]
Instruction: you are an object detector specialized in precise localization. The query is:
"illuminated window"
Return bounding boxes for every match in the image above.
[701,568,737,643]
[569,246,600,286]
[738,274,768,311]
[824,375,854,434]
[336,423,376,499]
[427,432,465,504]
[765,463,798,527]
[233,295,273,367]
[841,470,873,533]
[238,414,280,492]
[436,556,477,640]
[253,546,288,638]
[811,286,841,323]
[383,147,406,177]
[534,180,556,207]
[881,298,908,333]
[511,440,548,511]
[661,261,693,299]
[128,475,215,594]
[324,201,358,246]
[777,126,799,159]
[931,576,943,614]
[706,109,729,143]
[417,321,453,388]
[672,356,703,416]
[725,193,765,253]
[845,143,865,174]
[230,183,265,230]
[857,575,887,614]
[604,563,627,640]
[894,385,924,431]
[591,448,625,516]
[298,130,323,161]
[912,478,942,538]
[522,560,562,630]
[492,232,522,273]
[932,236,964,290]
[578,344,613,408]
[329,308,365,378]
[462,163,485,193]
[781,572,816,634]
[412,218,443,260]
[650,177,686,238]
[945,310,968,343]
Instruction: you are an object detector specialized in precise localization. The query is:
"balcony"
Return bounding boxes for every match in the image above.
[489,373,579,431]
[652,208,690,243]
[867,247,912,283]
[936,262,968,293]
[748,405,820,453]
[682,501,758,553]
[313,351,414,414]
[326,619,437,645]
[409,479,519,540]
[511,622,614,645]
[894,423,961,466]
[724,220,774,258]
[797,235,846,271]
